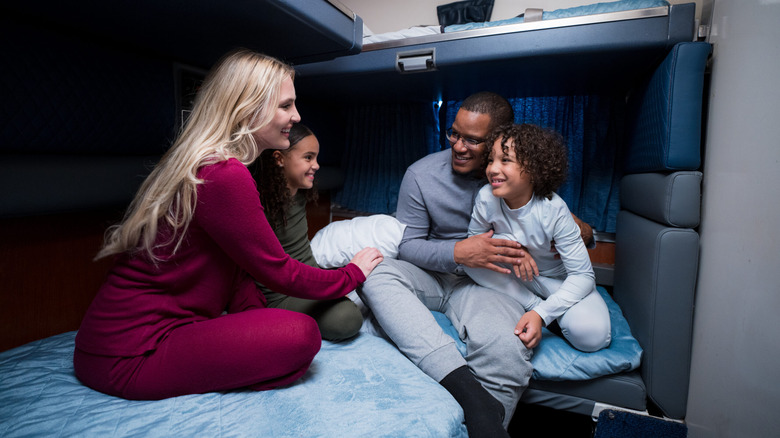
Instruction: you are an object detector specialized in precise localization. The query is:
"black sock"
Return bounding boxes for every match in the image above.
[439,366,509,438]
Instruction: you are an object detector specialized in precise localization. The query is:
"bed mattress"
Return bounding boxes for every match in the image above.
[0,332,466,437]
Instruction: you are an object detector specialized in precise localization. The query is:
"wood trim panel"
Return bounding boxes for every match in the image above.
[0,210,117,352]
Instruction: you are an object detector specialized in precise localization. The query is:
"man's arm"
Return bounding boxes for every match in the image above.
[460,189,533,275]
[396,165,530,274]
[395,170,462,273]
[454,231,530,275]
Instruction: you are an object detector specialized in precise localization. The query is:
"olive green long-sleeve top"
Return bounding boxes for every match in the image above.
[257,192,319,301]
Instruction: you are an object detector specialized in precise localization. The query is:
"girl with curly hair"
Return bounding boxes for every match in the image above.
[465,123,611,353]
[74,49,383,400]
[252,124,363,341]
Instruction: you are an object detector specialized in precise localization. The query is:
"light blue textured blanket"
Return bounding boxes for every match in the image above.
[0,332,466,437]
[0,286,640,437]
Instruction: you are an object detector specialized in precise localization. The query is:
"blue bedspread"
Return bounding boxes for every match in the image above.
[0,333,466,437]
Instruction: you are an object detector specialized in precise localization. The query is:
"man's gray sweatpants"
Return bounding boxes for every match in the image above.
[357,258,534,426]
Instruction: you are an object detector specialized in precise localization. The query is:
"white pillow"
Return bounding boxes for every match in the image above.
[310,215,406,268]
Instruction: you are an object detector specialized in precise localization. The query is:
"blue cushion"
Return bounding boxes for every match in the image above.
[433,286,642,381]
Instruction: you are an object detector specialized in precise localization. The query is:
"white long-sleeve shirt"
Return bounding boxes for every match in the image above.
[467,184,595,325]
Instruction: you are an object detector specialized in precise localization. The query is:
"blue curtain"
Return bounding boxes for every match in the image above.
[443,95,624,232]
[334,96,623,232]
[332,102,439,214]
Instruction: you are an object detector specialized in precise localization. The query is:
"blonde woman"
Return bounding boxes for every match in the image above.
[73,49,383,400]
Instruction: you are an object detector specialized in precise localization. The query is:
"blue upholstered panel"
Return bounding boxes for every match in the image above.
[624,42,712,173]
[614,43,709,420]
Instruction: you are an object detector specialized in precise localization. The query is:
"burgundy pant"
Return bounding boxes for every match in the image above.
[74,308,321,400]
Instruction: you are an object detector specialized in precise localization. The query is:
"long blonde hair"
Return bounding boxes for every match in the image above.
[96,49,295,261]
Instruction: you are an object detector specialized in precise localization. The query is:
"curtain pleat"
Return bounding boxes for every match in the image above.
[332,102,438,214]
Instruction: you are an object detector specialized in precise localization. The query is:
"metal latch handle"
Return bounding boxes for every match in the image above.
[396,49,436,73]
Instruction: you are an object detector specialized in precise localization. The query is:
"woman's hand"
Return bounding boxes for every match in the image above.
[349,247,384,278]
[515,310,543,349]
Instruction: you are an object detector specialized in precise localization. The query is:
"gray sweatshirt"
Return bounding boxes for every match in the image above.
[395,149,486,274]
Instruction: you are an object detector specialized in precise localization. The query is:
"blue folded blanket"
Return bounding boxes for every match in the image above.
[445,0,670,32]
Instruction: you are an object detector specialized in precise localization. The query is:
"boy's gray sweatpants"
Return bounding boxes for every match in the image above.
[357,258,534,426]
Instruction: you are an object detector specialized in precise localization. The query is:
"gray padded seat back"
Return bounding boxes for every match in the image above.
[614,172,701,419]
[619,172,702,228]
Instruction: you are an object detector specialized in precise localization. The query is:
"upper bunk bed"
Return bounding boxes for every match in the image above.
[290,1,702,236]
[0,0,363,218]
[1,0,363,69]
[294,1,697,102]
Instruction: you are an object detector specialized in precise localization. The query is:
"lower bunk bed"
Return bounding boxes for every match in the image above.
[0,280,640,438]
[1,213,650,437]
[0,330,464,437]
[1,214,642,437]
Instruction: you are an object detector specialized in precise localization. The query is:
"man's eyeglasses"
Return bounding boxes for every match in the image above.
[446,128,485,150]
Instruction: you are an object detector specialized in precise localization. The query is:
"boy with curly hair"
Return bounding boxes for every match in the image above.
[466,123,612,353]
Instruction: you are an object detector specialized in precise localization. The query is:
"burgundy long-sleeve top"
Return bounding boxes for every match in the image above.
[75,158,364,357]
